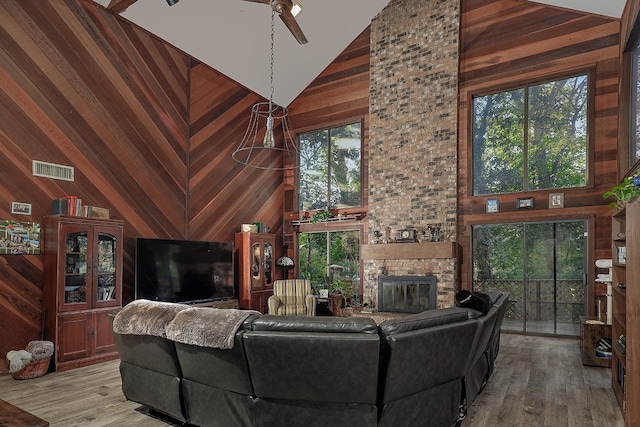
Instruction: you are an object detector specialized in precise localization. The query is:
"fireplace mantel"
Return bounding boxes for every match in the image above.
[361,241,459,260]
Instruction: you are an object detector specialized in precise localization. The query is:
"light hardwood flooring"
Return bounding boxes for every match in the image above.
[0,334,624,426]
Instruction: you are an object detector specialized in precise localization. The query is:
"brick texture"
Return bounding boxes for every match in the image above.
[365,0,460,309]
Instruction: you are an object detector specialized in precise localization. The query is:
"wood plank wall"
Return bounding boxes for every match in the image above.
[0,0,627,372]
[458,0,621,314]
[0,0,284,371]
[285,28,371,260]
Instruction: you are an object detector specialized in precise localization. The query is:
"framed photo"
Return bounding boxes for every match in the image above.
[0,220,40,254]
[486,198,499,213]
[11,202,32,215]
[549,193,564,209]
[517,197,534,209]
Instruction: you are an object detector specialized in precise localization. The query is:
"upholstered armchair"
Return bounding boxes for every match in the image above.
[268,279,316,316]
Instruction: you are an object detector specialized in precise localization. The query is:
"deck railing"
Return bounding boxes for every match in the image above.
[473,279,585,322]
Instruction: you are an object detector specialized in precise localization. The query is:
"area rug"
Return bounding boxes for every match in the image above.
[0,398,49,426]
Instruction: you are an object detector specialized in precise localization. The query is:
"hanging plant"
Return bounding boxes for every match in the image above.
[603,171,640,209]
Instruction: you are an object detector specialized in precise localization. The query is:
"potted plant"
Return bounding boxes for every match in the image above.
[603,170,640,209]
[310,209,334,223]
[330,279,354,305]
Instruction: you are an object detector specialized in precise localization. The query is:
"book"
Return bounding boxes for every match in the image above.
[52,198,69,215]
[87,206,109,219]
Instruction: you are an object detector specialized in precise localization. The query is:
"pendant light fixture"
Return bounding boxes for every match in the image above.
[232,10,299,171]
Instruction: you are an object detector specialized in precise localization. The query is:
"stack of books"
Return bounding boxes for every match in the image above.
[52,196,110,219]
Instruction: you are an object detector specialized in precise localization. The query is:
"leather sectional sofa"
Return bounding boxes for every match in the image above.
[111,291,509,427]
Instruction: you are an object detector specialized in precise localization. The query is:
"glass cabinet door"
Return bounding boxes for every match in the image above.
[251,242,261,289]
[96,232,117,303]
[64,232,88,305]
[264,241,273,286]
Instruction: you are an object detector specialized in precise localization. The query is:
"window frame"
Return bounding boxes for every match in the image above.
[469,70,595,197]
[628,34,640,173]
[296,119,365,213]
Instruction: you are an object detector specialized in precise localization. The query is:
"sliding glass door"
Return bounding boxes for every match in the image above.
[472,220,587,336]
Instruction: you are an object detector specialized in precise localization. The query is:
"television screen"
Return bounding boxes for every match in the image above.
[135,238,234,304]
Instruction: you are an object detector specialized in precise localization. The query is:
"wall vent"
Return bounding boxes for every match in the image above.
[32,160,74,181]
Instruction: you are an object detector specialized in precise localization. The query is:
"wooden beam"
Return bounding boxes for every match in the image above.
[107,0,138,13]
[361,242,459,260]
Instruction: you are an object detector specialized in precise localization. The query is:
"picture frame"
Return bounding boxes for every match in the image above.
[11,202,32,215]
[549,193,564,209]
[486,198,499,213]
[517,197,534,209]
[0,220,40,254]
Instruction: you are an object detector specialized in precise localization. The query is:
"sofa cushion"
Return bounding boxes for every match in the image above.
[378,306,477,336]
[378,317,480,413]
[244,315,380,405]
[487,289,504,305]
[250,315,378,334]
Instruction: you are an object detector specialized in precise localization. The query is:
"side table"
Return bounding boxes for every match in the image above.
[579,316,612,367]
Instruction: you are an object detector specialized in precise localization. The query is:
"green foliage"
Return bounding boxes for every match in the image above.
[603,171,640,209]
[330,279,354,298]
[473,75,588,195]
[473,221,586,282]
[310,209,333,223]
[299,122,361,211]
[298,230,360,293]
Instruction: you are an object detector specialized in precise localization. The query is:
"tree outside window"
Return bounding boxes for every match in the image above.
[631,40,640,169]
[298,230,360,295]
[298,122,362,211]
[473,75,588,195]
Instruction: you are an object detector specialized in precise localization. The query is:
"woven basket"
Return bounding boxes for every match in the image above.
[11,356,51,380]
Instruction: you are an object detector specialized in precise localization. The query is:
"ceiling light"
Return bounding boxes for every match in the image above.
[291,3,302,17]
[233,10,299,171]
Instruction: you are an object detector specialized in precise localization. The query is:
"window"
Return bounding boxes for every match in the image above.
[298,122,362,211]
[472,75,588,195]
[298,230,360,294]
[631,39,640,169]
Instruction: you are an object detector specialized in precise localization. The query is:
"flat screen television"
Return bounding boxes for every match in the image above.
[135,238,234,304]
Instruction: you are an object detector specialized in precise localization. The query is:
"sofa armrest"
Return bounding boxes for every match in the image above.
[267,295,282,315]
[304,293,316,316]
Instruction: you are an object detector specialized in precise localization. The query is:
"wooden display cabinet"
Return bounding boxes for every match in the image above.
[235,232,275,313]
[43,215,123,372]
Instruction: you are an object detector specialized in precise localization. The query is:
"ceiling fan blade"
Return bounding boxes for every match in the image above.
[242,0,271,4]
[279,10,308,44]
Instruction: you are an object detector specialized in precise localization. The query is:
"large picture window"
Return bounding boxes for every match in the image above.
[298,230,360,294]
[472,75,588,195]
[631,39,640,169]
[298,122,362,211]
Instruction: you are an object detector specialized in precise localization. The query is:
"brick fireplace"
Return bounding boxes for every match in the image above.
[364,0,460,310]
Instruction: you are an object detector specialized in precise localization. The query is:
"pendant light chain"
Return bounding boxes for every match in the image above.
[232,6,300,170]
[269,10,275,112]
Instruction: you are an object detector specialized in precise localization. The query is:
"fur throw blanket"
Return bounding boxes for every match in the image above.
[166,308,260,350]
[112,299,190,338]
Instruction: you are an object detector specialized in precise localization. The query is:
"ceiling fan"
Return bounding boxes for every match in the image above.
[244,0,308,44]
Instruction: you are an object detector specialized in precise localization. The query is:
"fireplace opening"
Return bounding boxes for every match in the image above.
[378,275,437,313]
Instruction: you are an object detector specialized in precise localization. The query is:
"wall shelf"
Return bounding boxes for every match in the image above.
[361,241,459,260]
[289,213,364,226]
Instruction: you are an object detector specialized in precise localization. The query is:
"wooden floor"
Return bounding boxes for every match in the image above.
[0,334,624,427]
[465,334,624,427]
